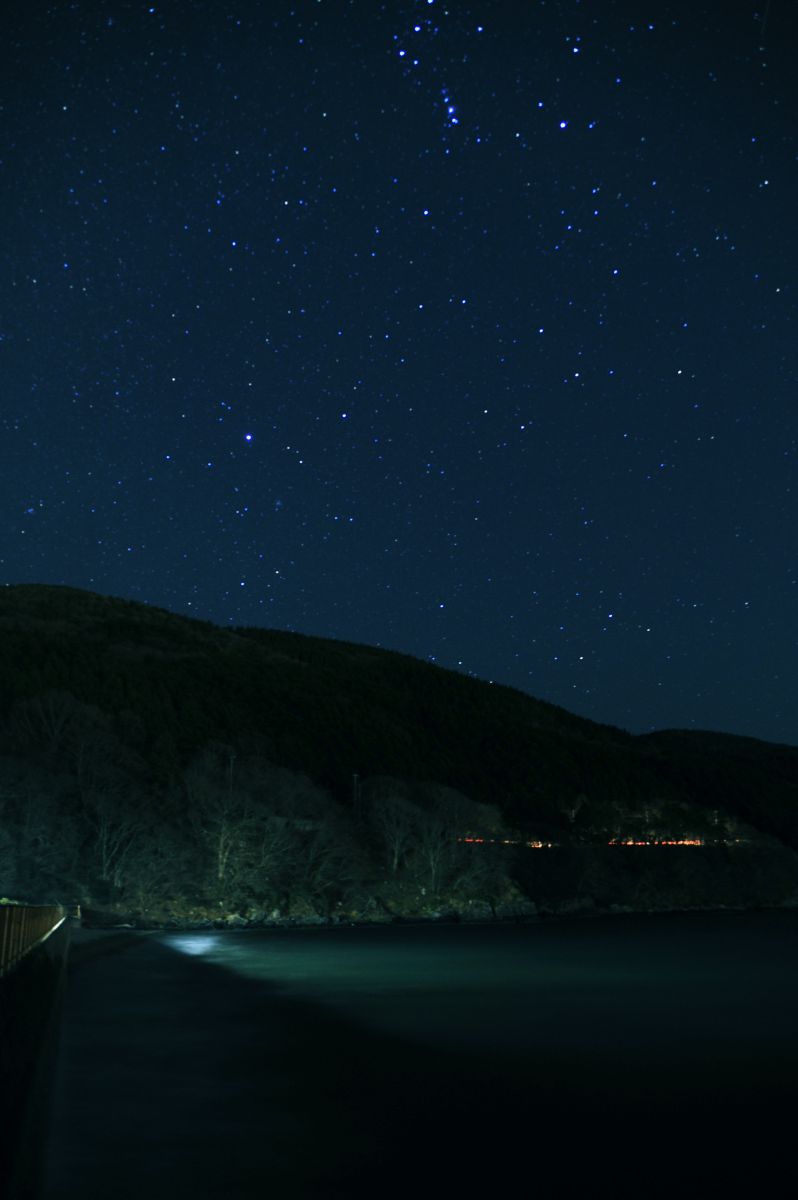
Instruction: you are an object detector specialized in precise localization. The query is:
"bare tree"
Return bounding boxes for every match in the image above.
[121,821,196,913]
[559,792,587,826]
[183,747,339,908]
[294,808,359,917]
[7,691,85,759]
[368,785,421,875]
[81,787,146,889]
[185,745,254,900]
[412,786,505,896]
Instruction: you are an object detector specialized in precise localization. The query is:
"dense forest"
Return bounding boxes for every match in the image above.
[1,584,797,924]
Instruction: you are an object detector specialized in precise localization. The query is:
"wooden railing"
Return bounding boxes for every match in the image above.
[0,904,66,976]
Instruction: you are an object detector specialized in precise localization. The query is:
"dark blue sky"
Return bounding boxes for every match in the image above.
[2,1,795,744]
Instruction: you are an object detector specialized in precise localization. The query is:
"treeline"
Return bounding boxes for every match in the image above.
[1,688,791,923]
[0,705,511,919]
[0,585,792,897]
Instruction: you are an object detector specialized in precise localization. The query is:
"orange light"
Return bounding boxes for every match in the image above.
[608,838,705,846]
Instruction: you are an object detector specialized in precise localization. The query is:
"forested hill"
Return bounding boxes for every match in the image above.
[1,583,797,849]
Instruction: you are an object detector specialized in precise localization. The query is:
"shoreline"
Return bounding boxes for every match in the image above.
[80,895,798,933]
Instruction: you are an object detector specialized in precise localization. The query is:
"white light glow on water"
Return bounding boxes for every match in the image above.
[155,917,798,1060]
[166,934,222,956]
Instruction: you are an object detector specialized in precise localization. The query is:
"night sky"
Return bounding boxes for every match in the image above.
[2,1,795,745]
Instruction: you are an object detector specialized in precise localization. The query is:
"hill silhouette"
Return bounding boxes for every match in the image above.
[1,584,796,919]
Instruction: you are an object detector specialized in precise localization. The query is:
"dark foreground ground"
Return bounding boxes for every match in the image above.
[41,915,798,1199]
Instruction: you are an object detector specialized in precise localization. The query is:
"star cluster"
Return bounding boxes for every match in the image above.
[1,0,795,743]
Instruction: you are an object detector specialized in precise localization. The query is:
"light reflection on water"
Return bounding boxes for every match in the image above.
[166,934,223,957]
[161,913,798,1060]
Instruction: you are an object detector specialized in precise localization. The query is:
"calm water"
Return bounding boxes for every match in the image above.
[162,910,798,1069]
[45,911,798,1199]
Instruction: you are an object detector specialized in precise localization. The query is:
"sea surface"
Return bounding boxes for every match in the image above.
[45,910,798,1198]
[162,909,798,1066]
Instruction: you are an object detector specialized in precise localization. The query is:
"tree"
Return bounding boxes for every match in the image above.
[410,785,507,898]
[6,690,86,760]
[185,745,254,902]
[120,820,196,913]
[182,745,351,912]
[559,792,587,827]
[366,779,421,875]
[295,817,357,917]
[81,787,146,891]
